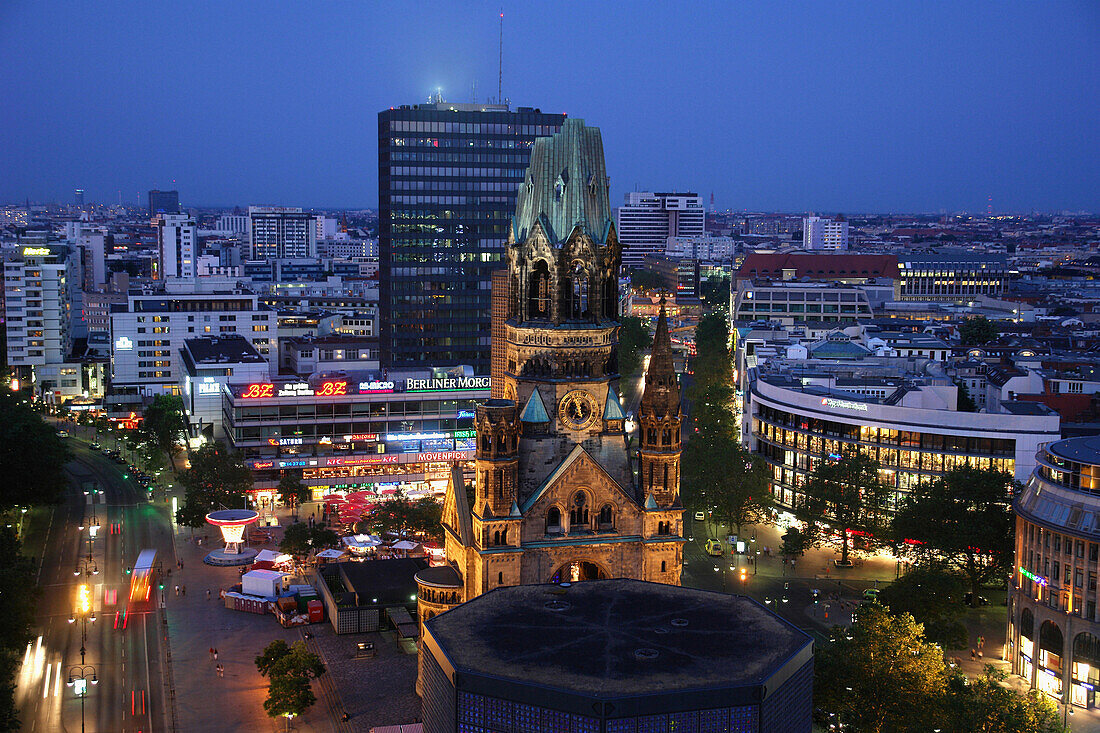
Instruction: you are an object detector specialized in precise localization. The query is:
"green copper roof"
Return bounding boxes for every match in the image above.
[512,118,612,245]
[521,388,550,423]
[604,386,626,421]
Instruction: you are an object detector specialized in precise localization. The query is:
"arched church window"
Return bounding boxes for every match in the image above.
[528,261,551,318]
[569,261,589,319]
[662,428,672,445]
[661,560,667,573]
[569,492,589,528]
[547,507,562,533]
[598,504,613,529]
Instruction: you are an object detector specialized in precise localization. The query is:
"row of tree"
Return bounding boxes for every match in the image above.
[0,393,71,729]
[817,604,1065,733]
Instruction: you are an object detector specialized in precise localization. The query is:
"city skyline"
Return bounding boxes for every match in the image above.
[1,2,1098,213]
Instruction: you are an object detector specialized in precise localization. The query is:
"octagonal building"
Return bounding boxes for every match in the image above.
[420,579,814,733]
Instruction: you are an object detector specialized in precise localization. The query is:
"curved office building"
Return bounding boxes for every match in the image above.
[1011,437,1100,709]
[745,366,1060,512]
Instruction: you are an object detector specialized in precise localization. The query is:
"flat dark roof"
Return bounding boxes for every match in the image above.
[426,579,811,698]
[183,335,266,364]
[336,557,427,607]
[1049,436,1100,465]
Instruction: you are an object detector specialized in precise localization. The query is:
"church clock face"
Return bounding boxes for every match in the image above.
[558,390,599,430]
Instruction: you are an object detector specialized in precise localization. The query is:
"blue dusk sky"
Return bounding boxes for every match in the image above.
[1,1,1097,213]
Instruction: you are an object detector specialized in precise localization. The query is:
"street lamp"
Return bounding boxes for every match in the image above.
[68,584,96,664]
[74,558,98,577]
[66,665,98,733]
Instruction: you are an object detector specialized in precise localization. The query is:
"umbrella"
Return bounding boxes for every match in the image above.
[323,494,345,502]
[315,548,345,559]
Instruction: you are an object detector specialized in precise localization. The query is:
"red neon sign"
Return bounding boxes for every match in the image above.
[316,380,348,396]
[241,383,275,399]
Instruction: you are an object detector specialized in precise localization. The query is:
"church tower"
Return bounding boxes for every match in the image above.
[639,298,683,508]
[417,120,684,693]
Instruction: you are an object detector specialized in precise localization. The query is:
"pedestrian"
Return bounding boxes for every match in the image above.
[978,649,983,660]
[209,647,215,660]
[206,589,211,600]
[970,648,977,661]
[174,584,179,596]
[182,585,186,596]
[180,560,184,570]
[979,635,985,650]
[214,648,218,660]
[218,664,224,678]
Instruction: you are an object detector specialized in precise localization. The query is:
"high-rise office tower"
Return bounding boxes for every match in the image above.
[74,189,84,208]
[803,214,849,250]
[148,190,180,216]
[378,101,565,370]
[248,206,316,259]
[616,192,705,270]
[4,245,78,369]
[155,213,197,279]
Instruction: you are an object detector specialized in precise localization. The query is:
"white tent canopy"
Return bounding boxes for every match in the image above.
[315,548,346,559]
[255,549,292,564]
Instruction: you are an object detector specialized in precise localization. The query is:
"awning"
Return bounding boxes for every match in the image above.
[255,549,292,564]
[315,549,346,559]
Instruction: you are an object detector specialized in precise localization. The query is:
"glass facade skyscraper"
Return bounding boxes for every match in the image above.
[378,102,565,371]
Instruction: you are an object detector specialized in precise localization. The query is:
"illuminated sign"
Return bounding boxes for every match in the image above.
[405,376,491,392]
[820,397,869,412]
[316,380,347,397]
[115,336,134,351]
[325,455,400,467]
[253,461,274,470]
[241,384,275,399]
[277,382,314,397]
[457,410,476,419]
[1020,566,1048,587]
[342,434,379,442]
[454,430,476,439]
[196,377,221,395]
[22,247,51,256]
[414,451,468,463]
[267,437,303,447]
[385,431,447,442]
[359,380,395,393]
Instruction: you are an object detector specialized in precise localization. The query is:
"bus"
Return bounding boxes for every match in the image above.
[129,549,158,603]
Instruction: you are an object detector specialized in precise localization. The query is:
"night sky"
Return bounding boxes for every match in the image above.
[2,1,1097,213]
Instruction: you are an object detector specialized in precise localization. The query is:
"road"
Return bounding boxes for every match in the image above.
[17,434,176,733]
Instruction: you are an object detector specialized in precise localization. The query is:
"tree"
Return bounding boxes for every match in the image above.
[0,391,70,509]
[280,522,339,560]
[816,604,950,733]
[780,526,818,559]
[357,493,443,543]
[617,316,651,378]
[892,466,1017,606]
[256,640,325,724]
[628,269,662,291]
[802,452,889,566]
[699,276,731,313]
[0,527,38,730]
[945,666,1066,733]
[140,394,188,470]
[959,315,998,346]
[691,313,733,390]
[176,443,252,527]
[277,470,309,511]
[685,438,771,536]
[878,563,969,649]
[955,380,978,412]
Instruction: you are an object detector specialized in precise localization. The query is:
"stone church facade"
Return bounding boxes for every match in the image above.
[415,120,685,689]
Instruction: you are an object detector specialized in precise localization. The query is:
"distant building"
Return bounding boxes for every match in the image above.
[316,237,376,259]
[148,190,180,216]
[154,213,197,280]
[737,253,899,284]
[896,252,1008,301]
[644,254,700,297]
[803,215,849,250]
[179,335,270,442]
[666,234,736,262]
[248,206,317,260]
[216,214,249,235]
[109,280,278,396]
[617,191,705,269]
[378,101,565,371]
[74,189,84,208]
[420,579,814,733]
[732,280,874,325]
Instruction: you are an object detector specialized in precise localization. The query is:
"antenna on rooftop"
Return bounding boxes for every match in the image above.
[498,8,503,104]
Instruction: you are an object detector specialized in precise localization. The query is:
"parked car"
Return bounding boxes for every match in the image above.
[694,511,706,521]
[862,588,880,602]
[55,430,69,439]
[89,442,102,451]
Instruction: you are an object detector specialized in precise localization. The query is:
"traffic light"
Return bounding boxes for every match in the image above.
[125,566,131,575]
[158,582,165,590]
[739,567,748,583]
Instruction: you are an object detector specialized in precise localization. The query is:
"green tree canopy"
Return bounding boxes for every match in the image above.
[878,563,969,649]
[960,315,998,346]
[175,443,252,527]
[256,640,325,721]
[618,316,651,378]
[699,276,731,313]
[892,466,1017,605]
[0,392,70,509]
[945,666,1065,733]
[628,268,663,291]
[277,470,309,509]
[802,452,889,565]
[0,527,38,729]
[816,604,950,733]
[691,312,733,390]
[140,394,188,469]
[684,436,771,536]
[356,493,443,543]
[280,522,339,559]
